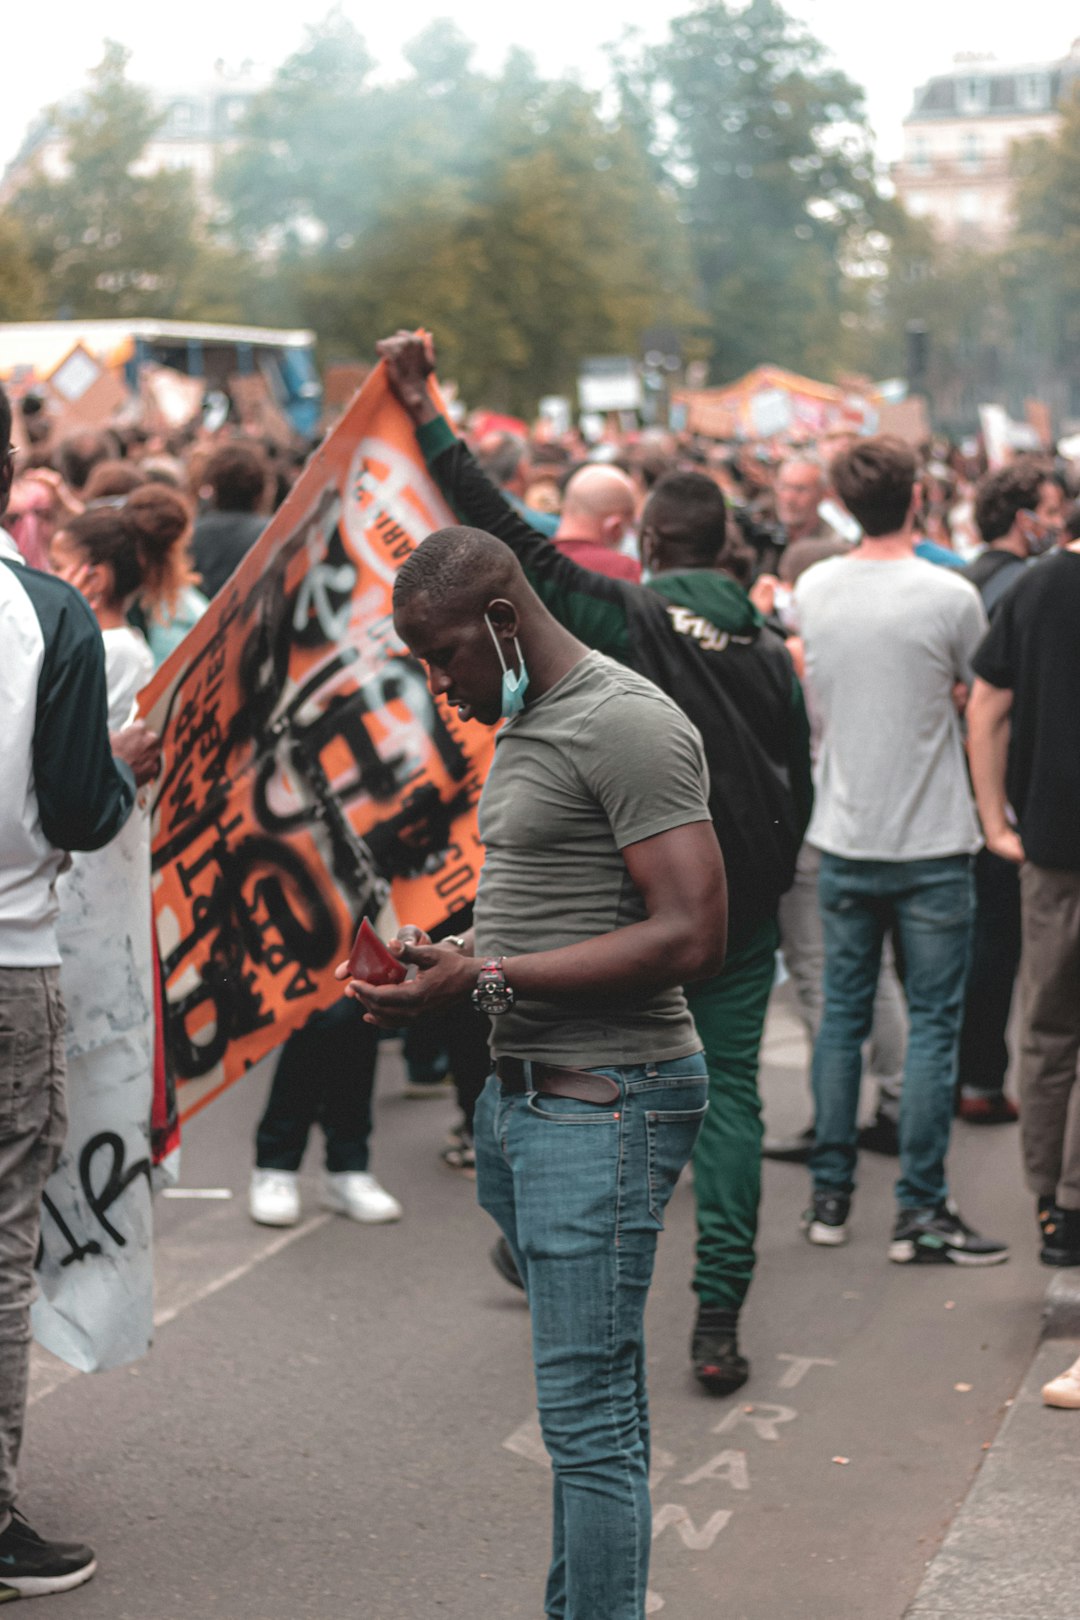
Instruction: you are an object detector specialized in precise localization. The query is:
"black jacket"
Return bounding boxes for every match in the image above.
[416,417,813,949]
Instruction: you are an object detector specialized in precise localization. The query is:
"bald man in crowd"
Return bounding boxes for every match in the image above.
[553,464,641,582]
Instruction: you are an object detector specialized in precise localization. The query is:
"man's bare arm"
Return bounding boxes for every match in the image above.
[342,821,727,1024]
[967,677,1023,864]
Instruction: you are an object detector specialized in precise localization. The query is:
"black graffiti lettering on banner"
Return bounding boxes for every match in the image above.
[163,827,340,1077]
[79,1133,152,1247]
[37,1191,102,1269]
[254,657,469,830]
[153,598,244,830]
[291,520,354,649]
[364,783,474,881]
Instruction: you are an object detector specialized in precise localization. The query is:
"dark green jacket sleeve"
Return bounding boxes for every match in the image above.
[31,575,136,852]
[417,416,633,663]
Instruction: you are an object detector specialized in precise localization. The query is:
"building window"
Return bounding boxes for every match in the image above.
[167,100,194,132]
[1018,73,1048,110]
[960,132,983,173]
[957,76,989,114]
[958,190,982,224]
[910,136,932,174]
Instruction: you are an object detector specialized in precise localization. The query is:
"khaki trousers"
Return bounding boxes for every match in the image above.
[0,967,68,1525]
[1018,865,1080,1208]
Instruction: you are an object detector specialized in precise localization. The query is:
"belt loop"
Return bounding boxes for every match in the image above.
[523,1058,532,1091]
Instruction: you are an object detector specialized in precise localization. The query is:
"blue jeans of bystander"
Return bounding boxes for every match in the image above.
[810,853,974,1210]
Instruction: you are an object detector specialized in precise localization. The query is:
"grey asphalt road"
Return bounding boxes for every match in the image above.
[22,988,1044,1620]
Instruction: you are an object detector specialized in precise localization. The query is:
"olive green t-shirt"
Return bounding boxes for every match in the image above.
[475,650,711,1065]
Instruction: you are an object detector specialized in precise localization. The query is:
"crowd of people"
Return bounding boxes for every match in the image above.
[2,335,1080,1615]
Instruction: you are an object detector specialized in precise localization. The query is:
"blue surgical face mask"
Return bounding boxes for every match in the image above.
[484,613,529,719]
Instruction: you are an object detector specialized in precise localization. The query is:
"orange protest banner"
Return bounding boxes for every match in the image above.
[139,363,495,1101]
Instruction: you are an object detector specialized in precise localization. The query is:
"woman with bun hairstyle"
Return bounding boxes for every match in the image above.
[53,483,207,678]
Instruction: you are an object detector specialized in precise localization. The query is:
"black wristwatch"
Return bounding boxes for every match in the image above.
[472,958,515,1017]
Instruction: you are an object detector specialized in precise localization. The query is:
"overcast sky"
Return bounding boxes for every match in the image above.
[4,0,1075,170]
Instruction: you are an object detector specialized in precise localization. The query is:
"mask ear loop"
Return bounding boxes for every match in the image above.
[485,614,524,678]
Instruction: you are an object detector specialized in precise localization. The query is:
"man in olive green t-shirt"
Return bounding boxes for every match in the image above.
[341,523,727,1620]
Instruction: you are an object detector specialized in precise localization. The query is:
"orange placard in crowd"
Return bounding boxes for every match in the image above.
[139,362,494,1101]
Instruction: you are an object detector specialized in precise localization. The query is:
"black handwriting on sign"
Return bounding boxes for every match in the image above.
[80,1132,152,1247]
[36,1133,151,1270]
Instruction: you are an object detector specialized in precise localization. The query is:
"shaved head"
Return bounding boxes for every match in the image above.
[392,525,547,728]
[393,525,527,619]
[561,464,637,526]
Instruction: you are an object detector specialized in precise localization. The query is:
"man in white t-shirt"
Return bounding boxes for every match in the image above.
[794,435,1008,1266]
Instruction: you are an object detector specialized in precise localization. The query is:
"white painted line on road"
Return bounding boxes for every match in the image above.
[160,1187,234,1199]
[153,1213,331,1327]
[28,1213,332,1408]
[27,1351,80,1408]
[502,1414,549,1466]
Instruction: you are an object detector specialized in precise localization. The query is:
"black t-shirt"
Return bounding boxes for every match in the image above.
[192,510,267,600]
[973,550,1080,869]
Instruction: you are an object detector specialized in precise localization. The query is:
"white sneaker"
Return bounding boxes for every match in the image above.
[320,1171,402,1224]
[1042,1354,1080,1409]
[249,1169,301,1227]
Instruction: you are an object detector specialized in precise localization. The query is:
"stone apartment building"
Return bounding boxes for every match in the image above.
[893,41,1080,242]
[0,66,264,210]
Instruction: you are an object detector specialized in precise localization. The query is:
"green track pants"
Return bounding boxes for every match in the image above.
[686,918,779,1312]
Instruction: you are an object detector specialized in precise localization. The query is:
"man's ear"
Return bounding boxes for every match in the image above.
[485,597,520,638]
[640,532,657,573]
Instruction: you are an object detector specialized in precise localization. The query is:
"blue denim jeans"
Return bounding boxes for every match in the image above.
[474,1053,708,1620]
[810,853,974,1210]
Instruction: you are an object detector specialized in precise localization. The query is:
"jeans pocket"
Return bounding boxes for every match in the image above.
[526,1093,620,1124]
[645,1095,708,1224]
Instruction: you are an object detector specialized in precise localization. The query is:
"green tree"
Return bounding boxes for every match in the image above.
[844,205,1013,432]
[634,0,882,381]
[218,16,702,413]
[217,10,378,252]
[9,42,203,318]
[0,214,42,319]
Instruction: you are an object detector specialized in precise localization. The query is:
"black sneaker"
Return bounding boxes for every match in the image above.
[762,1124,814,1163]
[800,1191,851,1246]
[490,1236,525,1291]
[0,1509,96,1599]
[691,1307,749,1397]
[889,1202,1009,1266]
[1039,1202,1080,1267]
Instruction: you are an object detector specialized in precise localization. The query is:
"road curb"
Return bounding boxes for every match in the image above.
[904,1269,1080,1618]
[1041,1268,1080,1339]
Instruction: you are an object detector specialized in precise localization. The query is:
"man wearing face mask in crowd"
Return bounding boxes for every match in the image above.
[962,459,1067,615]
[373,331,812,1404]
[955,459,1067,1127]
[339,521,726,1620]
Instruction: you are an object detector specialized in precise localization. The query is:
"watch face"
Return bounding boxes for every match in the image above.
[473,966,514,1015]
